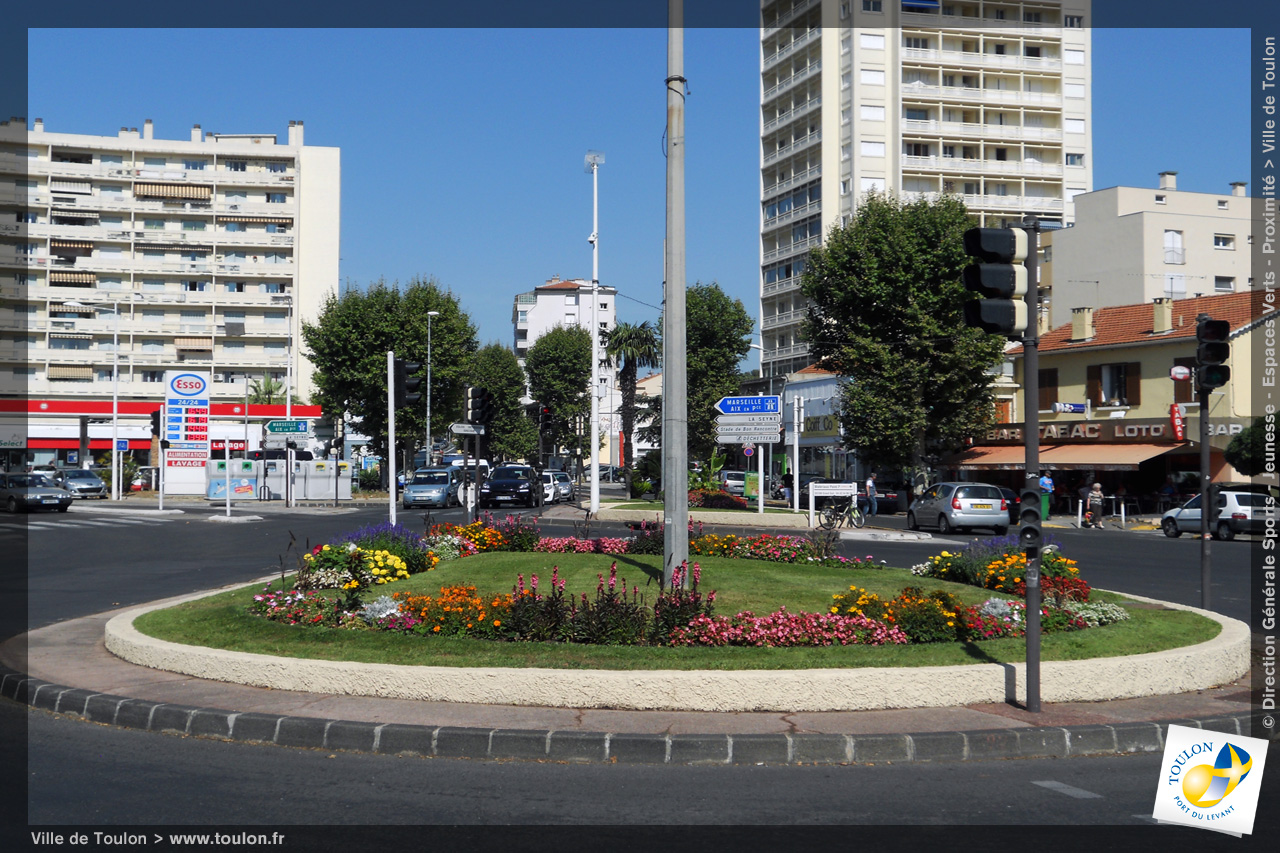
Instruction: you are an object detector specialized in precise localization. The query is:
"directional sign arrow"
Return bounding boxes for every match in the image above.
[714,395,781,415]
[714,423,783,434]
[715,432,781,444]
[716,413,782,426]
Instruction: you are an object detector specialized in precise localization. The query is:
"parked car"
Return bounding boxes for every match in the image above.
[718,470,747,496]
[1161,489,1268,541]
[1,473,73,513]
[541,471,559,504]
[998,487,1021,525]
[554,471,575,502]
[907,482,1009,535]
[478,465,542,509]
[798,476,838,507]
[595,465,623,482]
[402,467,462,509]
[53,469,108,499]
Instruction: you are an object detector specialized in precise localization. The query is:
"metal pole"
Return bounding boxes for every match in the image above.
[224,438,231,518]
[110,302,120,500]
[158,403,165,512]
[1022,220,1042,714]
[286,297,293,508]
[427,311,439,463]
[1199,384,1212,611]
[662,7,689,584]
[792,394,802,512]
[590,158,601,517]
[388,350,396,527]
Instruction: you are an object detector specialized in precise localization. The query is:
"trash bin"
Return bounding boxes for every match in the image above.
[1041,493,1051,521]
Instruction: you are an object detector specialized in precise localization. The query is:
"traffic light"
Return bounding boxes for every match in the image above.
[149,409,161,436]
[1195,315,1231,390]
[539,405,551,430]
[463,385,482,424]
[961,227,1031,338]
[1019,487,1042,552]
[474,387,495,425]
[392,358,423,408]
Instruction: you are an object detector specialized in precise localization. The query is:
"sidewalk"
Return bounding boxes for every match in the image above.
[1,595,1261,766]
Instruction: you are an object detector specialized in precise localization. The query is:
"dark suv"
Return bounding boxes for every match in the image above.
[478,465,543,509]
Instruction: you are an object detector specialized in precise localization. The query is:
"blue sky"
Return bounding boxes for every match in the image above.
[23,27,1253,352]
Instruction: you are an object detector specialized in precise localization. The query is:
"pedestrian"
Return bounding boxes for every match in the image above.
[781,471,793,503]
[1039,470,1055,520]
[1087,482,1105,528]
[865,471,878,517]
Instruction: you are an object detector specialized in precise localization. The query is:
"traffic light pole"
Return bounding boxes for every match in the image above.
[1022,219,1042,714]
[388,350,397,528]
[1199,384,1212,611]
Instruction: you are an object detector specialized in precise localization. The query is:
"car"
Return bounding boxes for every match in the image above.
[1161,489,1269,541]
[52,469,108,499]
[595,465,624,482]
[554,471,575,501]
[131,466,159,492]
[541,471,559,504]
[402,467,462,509]
[717,470,747,496]
[478,465,542,509]
[907,482,1010,535]
[1,473,73,513]
[998,487,1021,525]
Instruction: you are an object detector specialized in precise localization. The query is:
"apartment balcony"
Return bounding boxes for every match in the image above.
[902,46,1063,73]
[899,10,1062,38]
[762,60,821,103]
[762,234,821,264]
[762,130,821,168]
[762,309,805,331]
[761,0,819,39]
[3,284,292,307]
[1164,248,1186,265]
[762,26,820,73]
[763,342,810,361]
[962,193,1064,212]
[901,82,1062,108]
[762,165,820,203]
[763,95,821,135]
[762,275,803,297]
[901,155,1063,178]
[762,199,821,234]
[899,118,1064,143]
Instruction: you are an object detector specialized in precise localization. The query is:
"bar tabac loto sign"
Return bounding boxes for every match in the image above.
[979,418,1246,445]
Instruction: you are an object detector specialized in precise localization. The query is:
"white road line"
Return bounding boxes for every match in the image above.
[1033,781,1103,800]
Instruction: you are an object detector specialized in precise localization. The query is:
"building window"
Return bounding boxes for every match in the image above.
[904,37,930,50]
[262,283,285,294]
[1214,234,1235,249]
[905,108,929,121]
[225,282,245,293]
[182,220,206,231]
[862,0,882,10]
[859,33,884,50]
[144,219,165,230]
[1065,153,1085,166]
[905,142,930,157]
[1215,276,1235,292]
[225,160,247,172]
[266,162,288,173]
[183,281,206,292]
[1218,199,1229,209]
[139,371,162,383]
[1065,15,1083,27]
[225,222,244,232]
[1155,194,1167,204]
[266,193,287,204]
[1038,369,1058,411]
[183,160,207,171]
[1088,363,1140,408]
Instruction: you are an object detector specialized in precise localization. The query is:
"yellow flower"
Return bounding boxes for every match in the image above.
[322,544,330,551]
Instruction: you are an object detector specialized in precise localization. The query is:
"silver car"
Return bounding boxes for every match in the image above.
[908,482,1010,535]
[554,471,575,501]
[53,469,108,499]
[1,474,73,513]
[1161,489,1269,541]
[718,470,747,496]
[402,468,461,509]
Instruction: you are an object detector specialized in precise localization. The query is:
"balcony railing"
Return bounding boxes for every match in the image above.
[901,155,1063,178]
[762,26,820,73]
[762,165,820,202]
[763,95,821,135]
[761,0,818,38]
[1164,248,1186,265]
[763,60,821,102]
[901,46,1063,72]
[762,199,821,233]
[762,234,821,263]
[899,10,1063,37]
[762,275,803,296]
[762,309,804,331]
[899,82,1062,108]
[762,130,821,167]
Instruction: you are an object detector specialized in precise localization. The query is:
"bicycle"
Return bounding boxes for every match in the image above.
[818,497,865,530]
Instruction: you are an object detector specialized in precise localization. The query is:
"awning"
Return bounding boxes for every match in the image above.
[216,215,293,225]
[49,332,92,339]
[174,337,213,350]
[949,445,1032,471]
[1039,443,1188,471]
[134,183,212,201]
[141,244,212,253]
[49,271,96,284]
[47,366,92,379]
[51,208,99,219]
[49,180,92,194]
[50,239,93,249]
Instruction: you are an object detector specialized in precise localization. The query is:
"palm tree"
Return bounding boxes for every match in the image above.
[248,376,286,405]
[604,321,660,475]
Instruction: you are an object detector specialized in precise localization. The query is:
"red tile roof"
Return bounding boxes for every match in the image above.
[1025,291,1259,354]
[537,279,590,291]
[792,363,838,377]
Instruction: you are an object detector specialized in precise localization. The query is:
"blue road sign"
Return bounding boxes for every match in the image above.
[714,395,781,415]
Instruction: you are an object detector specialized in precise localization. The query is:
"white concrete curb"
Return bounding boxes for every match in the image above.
[103,585,1250,713]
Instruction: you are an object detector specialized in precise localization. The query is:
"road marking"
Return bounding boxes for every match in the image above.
[1033,780,1103,799]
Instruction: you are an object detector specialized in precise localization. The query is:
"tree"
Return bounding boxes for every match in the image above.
[301,277,478,472]
[639,282,754,459]
[800,191,1006,476]
[524,325,592,466]
[246,375,305,406]
[467,343,537,463]
[1224,414,1273,476]
[604,321,660,474]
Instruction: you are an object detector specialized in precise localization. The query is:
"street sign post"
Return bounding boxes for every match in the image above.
[714,432,781,444]
[714,395,781,415]
[450,422,486,436]
[716,414,782,426]
[264,420,310,434]
[714,423,782,435]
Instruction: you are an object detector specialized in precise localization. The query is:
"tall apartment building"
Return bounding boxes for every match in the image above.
[1043,172,1253,327]
[0,117,340,410]
[759,0,1092,378]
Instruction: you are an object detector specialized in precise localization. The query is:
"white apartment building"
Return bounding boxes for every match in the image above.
[1043,172,1253,326]
[0,117,340,405]
[759,0,1092,377]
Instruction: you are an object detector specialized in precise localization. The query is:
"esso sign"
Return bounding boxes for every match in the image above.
[169,373,208,396]
[1170,365,1192,381]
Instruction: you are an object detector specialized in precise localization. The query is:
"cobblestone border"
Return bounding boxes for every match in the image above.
[4,666,1262,765]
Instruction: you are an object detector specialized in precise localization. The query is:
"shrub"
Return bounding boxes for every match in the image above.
[688,488,748,510]
[422,534,463,562]
[335,522,438,575]
[627,520,665,556]
[452,519,507,553]
[568,563,648,645]
[886,587,964,644]
[1065,600,1130,628]
[507,568,573,642]
[488,513,541,552]
[650,561,717,643]
[829,585,892,621]
[668,609,908,647]
[535,537,599,554]
[392,586,511,639]
[249,587,349,627]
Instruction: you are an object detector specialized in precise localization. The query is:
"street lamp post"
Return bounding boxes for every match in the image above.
[585,150,605,517]
[426,310,440,462]
[272,294,294,507]
[62,300,121,499]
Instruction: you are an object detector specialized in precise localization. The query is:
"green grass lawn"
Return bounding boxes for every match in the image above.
[132,552,1221,671]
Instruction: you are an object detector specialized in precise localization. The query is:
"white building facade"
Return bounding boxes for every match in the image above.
[759,0,1093,378]
[0,117,340,407]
